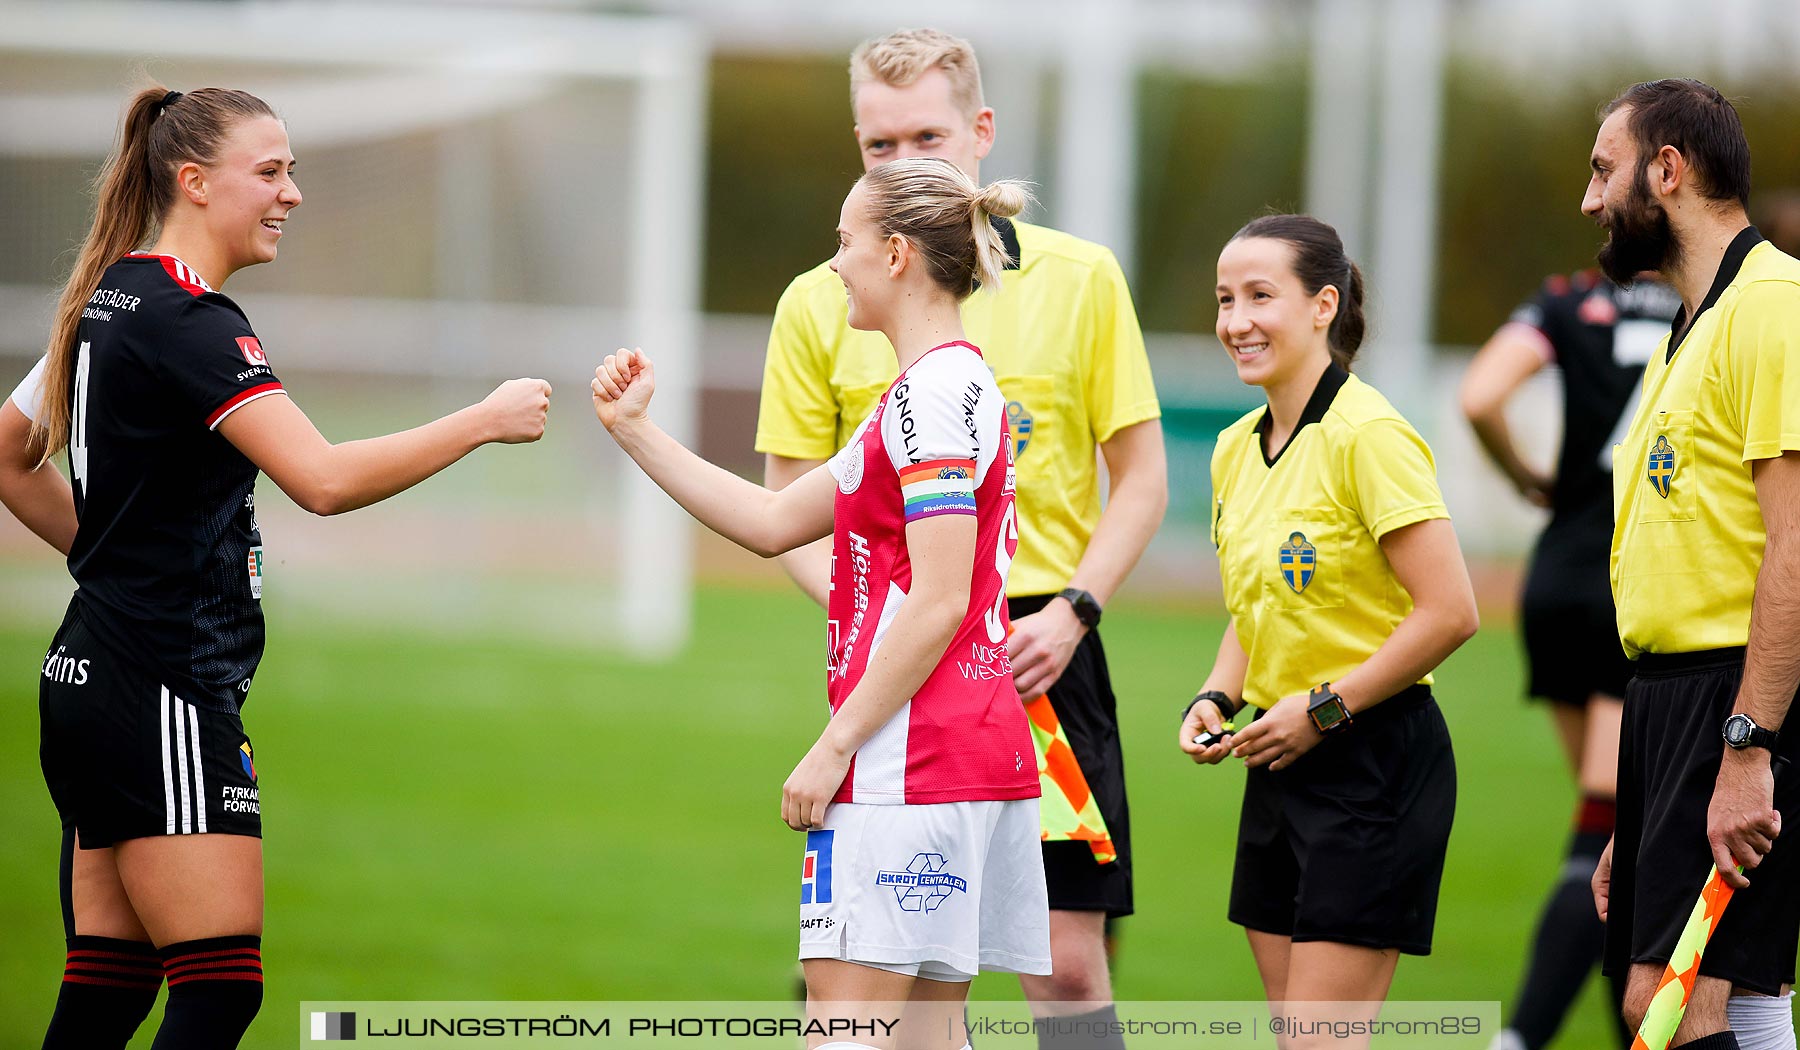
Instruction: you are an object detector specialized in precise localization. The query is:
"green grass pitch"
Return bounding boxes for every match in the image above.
[0,584,1619,1047]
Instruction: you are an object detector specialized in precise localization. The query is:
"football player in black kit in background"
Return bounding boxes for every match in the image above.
[1460,268,1679,1050]
[6,85,551,1050]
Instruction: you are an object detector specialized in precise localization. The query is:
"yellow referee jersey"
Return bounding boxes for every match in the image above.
[756,218,1161,598]
[1211,366,1450,709]
[1611,231,1800,658]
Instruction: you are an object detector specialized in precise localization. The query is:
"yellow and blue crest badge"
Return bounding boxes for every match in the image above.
[1279,531,1316,593]
[1006,400,1033,458]
[1648,434,1675,499]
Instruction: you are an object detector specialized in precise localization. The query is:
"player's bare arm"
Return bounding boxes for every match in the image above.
[0,396,76,555]
[1232,518,1478,771]
[1460,323,1554,507]
[765,452,832,606]
[782,512,975,831]
[1708,450,1800,887]
[1009,418,1168,699]
[218,377,550,516]
[1179,620,1249,765]
[596,349,835,557]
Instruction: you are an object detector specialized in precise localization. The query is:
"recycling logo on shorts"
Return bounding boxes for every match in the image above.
[875,853,969,913]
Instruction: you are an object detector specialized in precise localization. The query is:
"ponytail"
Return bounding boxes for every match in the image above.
[970,180,1029,293]
[34,87,165,464]
[1332,260,1367,370]
[33,84,276,465]
[857,157,1034,299]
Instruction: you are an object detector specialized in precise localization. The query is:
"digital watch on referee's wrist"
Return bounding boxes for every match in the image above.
[1057,588,1102,629]
[1723,713,1779,752]
[1307,683,1353,736]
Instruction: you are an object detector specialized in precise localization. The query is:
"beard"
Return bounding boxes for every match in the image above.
[1597,170,1678,285]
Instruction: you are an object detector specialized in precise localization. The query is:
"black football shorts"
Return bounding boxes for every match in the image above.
[40,605,262,849]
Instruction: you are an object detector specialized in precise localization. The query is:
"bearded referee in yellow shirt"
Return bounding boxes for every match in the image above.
[1586,80,1800,1050]
[756,29,1167,1047]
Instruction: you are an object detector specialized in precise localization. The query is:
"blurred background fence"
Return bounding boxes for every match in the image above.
[3,0,1800,638]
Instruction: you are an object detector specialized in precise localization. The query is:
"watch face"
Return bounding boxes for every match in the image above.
[1725,715,1751,746]
[1312,697,1347,730]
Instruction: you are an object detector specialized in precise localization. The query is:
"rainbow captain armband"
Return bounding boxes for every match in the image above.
[899,458,978,522]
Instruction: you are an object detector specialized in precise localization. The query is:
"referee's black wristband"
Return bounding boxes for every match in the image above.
[1184,689,1241,724]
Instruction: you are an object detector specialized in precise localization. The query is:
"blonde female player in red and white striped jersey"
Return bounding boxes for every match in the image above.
[593,158,1046,1050]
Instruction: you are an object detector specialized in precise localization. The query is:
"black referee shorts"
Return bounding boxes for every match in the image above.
[1010,594,1133,918]
[1228,686,1456,955]
[1603,648,1800,996]
[40,605,262,849]
[1520,540,1632,706]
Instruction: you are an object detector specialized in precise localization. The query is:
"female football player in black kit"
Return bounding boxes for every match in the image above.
[5,84,551,1050]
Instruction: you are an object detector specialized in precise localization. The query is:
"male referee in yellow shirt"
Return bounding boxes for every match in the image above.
[1587,79,1800,1050]
[756,29,1167,1046]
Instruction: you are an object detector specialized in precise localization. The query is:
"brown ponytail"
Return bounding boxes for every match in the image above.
[33,84,275,465]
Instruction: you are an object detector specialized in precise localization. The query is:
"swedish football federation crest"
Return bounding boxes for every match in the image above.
[1279,531,1316,593]
[1648,434,1675,499]
[1006,400,1033,458]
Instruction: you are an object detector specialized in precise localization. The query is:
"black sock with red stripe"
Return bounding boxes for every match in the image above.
[42,935,164,1049]
[1508,795,1619,1050]
[150,935,263,1050]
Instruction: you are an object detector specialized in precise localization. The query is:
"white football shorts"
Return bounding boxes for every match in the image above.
[797,797,1050,980]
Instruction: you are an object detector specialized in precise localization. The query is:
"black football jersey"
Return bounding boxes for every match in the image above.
[1507,271,1681,534]
[65,254,284,713]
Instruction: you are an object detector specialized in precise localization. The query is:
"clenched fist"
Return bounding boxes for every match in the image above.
[592,348,656,433]
[480,378,551,444]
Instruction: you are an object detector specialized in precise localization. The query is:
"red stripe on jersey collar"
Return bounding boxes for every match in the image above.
[125,252,214,296]
[924,339,983,359]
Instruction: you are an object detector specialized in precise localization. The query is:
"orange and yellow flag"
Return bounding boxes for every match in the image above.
[1024,695,1116,865]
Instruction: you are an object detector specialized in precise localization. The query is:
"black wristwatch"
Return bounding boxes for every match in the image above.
[1723,712,1780,752]
[1057,588,1102,629]
[1307,683,1353,736]
[1184,689,1242,723]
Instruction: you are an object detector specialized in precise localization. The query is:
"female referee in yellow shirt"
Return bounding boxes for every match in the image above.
[1178,215,1479,1031]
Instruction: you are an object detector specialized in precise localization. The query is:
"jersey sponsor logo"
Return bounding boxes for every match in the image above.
[837,443,864,494]
[959,381,983,457]
[87,286,142,312]
[875,853,968,913]
[236,336,269,366]
[892,380,920,462]
[801,829,834,905]
[239,741,257,782]
[1279,531,1316,593]
[248,546,265,600]
[42,646,90,686]
[956,640,1014,681]
[831,531,873,680]
[1648,434,1676,499]
[1006,401,1033,458]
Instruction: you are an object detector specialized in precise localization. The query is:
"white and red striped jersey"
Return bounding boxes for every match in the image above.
[824,340,1038,805]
